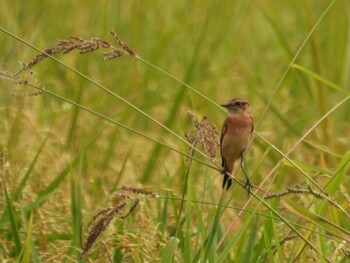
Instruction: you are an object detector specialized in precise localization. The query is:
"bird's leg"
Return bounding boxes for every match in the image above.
[241,163,252,195]
[221,159,233,190]
[221,158,228,174]
[240,153,252,195]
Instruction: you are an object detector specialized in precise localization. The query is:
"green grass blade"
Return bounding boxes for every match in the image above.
[1,170,22,254]
[140,86,185,183]
[184,171,194,262]
[23,152,81,212]
[202,192,227,262]
[325,151,350,194]
[0,138,47,229]
[272,217,284,262]
[283,200,350,239]
[20,211,33,263]
[241,217,259,263]
[69,156,83,257]
[292,64,350,95]
[257,0,338,127]
[161,237,179,263]
[263,227,275,263]
[20,208,40,263]
[66,84,84,146]
[13,137,47,201]
[216,212,255,262]
[140,3,215,183]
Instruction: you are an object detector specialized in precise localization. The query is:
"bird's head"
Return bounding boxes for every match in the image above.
[221,98,250,114]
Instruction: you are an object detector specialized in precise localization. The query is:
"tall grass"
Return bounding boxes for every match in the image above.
[0,0,349,262]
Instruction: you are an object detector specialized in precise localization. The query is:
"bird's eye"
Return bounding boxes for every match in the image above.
[235,101,243,106]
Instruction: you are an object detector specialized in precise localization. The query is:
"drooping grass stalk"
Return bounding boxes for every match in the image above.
[0,67,220,174]
[0,27,215,166]
[31,83,219,171]
[136,57,219,108]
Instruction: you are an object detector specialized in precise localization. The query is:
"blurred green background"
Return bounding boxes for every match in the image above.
[0,0,349,262]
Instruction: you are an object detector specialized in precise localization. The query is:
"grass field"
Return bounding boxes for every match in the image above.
[1,0,350,262]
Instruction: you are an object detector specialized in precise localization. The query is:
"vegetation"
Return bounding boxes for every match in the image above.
[0,0,349,262]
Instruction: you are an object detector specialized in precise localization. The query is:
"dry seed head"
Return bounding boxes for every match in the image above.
[92,207,113,221]
[3,65,45,97]
[81,202,127,258]
[112,192,131,205]
[110,31,139,58]
[121,185,157,197]
[81,185,158,258]
[264,186,326,200]
[186,112,220,163]
[103,49,125,60]
[20,34,125,72]
[120,199,140,219]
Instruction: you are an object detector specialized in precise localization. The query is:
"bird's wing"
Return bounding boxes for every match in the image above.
[220,119,227,167]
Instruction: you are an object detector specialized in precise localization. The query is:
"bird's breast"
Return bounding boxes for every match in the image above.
[221,113,253,162]
[225,114,253,136]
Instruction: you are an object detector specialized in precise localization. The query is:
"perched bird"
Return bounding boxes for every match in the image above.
[220,98,254,191]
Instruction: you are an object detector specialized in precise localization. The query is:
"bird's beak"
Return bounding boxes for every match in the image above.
[221,103,229,108]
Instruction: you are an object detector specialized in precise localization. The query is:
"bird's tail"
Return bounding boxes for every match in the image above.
[221,159,233,190]
[222,174,232,190]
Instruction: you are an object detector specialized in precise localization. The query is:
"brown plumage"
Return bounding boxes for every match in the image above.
[220,98,254,190]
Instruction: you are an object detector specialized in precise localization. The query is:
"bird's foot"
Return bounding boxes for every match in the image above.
[244,179,252,195]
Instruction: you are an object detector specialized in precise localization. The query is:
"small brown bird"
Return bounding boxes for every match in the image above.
[220,98,254,191]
